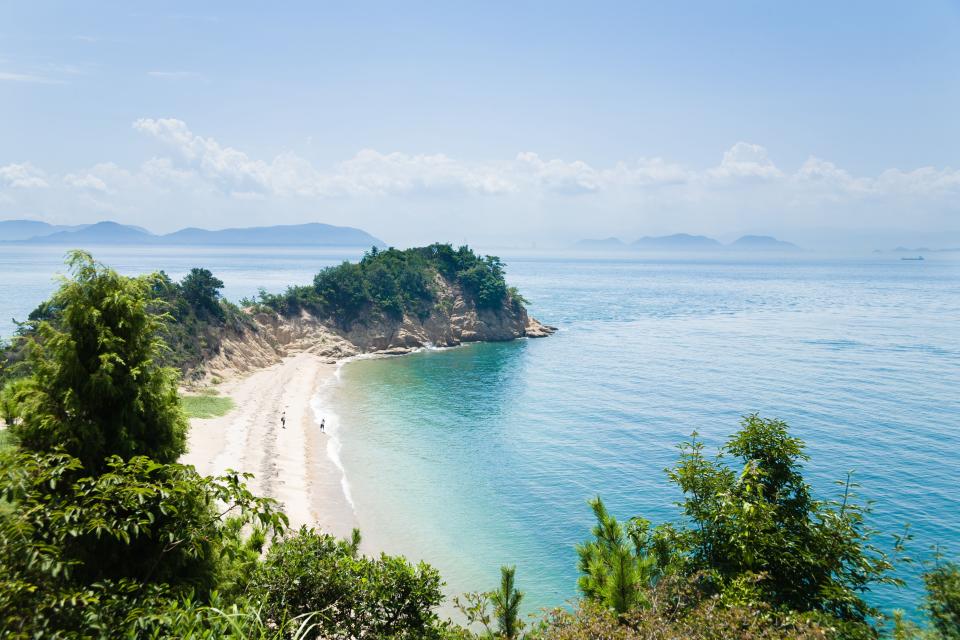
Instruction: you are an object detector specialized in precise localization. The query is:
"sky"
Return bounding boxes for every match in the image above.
[1,1,959,249]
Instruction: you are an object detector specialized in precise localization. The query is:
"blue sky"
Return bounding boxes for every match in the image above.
[2,1,959,248]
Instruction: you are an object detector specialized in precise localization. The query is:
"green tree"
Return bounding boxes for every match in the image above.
[577,497,656,615]
[180,267,226,320]
[643,414,903,628]
[10,251,187,472]
[491,565,525,640]
[313,261,369,324]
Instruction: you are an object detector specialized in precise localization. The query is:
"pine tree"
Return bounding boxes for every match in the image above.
[491,565,524,640]
[576,497,655,615]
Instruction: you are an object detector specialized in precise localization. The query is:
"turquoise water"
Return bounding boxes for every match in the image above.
[3,247,958,618]
[328,255,960,618]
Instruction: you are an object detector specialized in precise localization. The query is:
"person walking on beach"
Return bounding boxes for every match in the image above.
[281,411,286,429]
[320,418,325,432]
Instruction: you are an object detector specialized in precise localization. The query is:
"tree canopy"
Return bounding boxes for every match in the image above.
[255,243,515,325]
[10,251,187,471]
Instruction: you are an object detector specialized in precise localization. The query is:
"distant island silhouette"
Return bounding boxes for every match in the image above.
[574,233,801,252]
[0,219,384,247]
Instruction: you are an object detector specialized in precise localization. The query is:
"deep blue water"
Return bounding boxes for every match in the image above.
[328,254,960,619]
[2,246,958,620]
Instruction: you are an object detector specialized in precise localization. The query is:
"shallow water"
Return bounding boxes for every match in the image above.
[326,254,960,618]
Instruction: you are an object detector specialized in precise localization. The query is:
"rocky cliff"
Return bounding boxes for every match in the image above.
[202,276,555,379]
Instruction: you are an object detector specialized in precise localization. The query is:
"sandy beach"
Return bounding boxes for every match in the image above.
[181,351,358,538]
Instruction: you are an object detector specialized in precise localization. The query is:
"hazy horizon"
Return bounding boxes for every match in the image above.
[2,1,959,249]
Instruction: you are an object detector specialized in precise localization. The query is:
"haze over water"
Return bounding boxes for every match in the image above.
[3,246,958,618]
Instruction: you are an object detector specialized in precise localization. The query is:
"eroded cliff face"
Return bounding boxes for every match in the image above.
[202,277,555,379]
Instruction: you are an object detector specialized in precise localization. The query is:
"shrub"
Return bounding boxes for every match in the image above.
[0,452,286,637]
[249,527,446,639]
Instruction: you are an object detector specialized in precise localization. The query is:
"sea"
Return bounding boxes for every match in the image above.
[2,244,958,620]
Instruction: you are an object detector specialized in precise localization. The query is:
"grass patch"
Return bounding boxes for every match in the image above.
[181,395,235,419]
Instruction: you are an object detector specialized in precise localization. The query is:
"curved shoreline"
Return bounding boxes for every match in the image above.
[181,351,358,535]
[181,332,553,546]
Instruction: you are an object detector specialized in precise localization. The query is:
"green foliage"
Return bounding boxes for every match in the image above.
[180,267,226,321]
[924,562,960,639]
[181,394,236,419]
[662,415,901,622]
[530,595,832,640]
[492,566,525,640]
[577,497,657,615]
[258,243,517,326]
[10,252,188,471]
[151,269,252,375]
[0,451,286,638]
[249,526,446,639]
[454,566,526,639]
[576,415,904,637]
[0,377,29,426]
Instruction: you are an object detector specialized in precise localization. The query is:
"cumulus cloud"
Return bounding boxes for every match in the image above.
[707,142,783,180]
[0,162,49,188]
[3,118,960,246]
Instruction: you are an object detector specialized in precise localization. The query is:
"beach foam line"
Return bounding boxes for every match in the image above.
[312,363,356,512]
[310,344,473,519]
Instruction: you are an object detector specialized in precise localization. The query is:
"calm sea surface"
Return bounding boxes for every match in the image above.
[3,245,959,618]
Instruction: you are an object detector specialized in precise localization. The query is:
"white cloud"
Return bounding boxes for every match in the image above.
[64,172,109,192]
[708,142,783,180]
[0,163,49,188]
[3,118,960,246]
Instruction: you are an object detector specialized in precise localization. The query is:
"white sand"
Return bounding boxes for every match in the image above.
[181,352,357,537]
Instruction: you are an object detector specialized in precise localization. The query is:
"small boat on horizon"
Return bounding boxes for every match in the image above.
[901,256,925,261]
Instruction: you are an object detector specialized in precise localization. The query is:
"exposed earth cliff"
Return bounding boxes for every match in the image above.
[204,275,555,378]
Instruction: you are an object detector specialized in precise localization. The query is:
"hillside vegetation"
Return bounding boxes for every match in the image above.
[251,243,521,326]
[0,252,956,638]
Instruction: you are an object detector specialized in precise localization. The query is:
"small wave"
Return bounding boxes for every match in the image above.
[310,387,356,511]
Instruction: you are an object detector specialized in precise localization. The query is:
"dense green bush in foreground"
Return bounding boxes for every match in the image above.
[0,253,957,638]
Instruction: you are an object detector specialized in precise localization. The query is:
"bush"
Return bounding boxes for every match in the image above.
[249,527,446,639]
[0,451,286,637]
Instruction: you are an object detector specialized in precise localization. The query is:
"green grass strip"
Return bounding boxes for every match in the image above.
[181,395,236,419]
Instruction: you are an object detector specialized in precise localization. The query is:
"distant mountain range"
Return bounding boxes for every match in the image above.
[574,233,801,252]
[0,219,88,242]
[0,219,385,247]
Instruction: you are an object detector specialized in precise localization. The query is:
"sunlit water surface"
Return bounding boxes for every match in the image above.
[3,245,958,619]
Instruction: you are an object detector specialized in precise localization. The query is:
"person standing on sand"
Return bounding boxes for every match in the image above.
[320,418,325,432]
[281,411,286,429]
